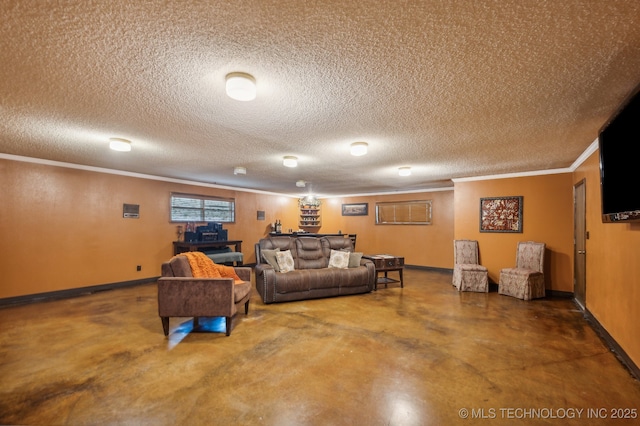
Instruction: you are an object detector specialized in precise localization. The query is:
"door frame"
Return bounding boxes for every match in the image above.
[573,179,587,310]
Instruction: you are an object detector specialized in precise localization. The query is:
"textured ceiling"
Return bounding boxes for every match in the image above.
[1,0,640,197]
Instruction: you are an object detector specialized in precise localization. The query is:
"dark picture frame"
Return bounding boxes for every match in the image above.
[480,196,523,233]
[342,203,368,216]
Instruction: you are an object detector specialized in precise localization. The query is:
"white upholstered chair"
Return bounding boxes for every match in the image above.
[498,241,546,300]
[452,240,489,292]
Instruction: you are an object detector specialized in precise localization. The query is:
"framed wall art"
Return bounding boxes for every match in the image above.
[342,203,368,216]
[480,196,523,233]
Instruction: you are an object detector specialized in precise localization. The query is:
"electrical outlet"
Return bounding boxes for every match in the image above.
[136,265,142,271]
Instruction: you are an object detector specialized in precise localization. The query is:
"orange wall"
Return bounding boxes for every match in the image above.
[453,174,575,292]
[319,191,455,268]
[0,159,297,299]
[573,151,640,368]
[1,158,455,300]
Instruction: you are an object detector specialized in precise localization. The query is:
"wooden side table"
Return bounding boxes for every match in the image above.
[363,255,404,290]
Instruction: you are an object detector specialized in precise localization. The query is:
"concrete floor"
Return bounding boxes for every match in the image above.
[1,268,639,425]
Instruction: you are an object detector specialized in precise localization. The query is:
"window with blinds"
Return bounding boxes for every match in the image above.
[375,200,432,225]
[170,193,235,223]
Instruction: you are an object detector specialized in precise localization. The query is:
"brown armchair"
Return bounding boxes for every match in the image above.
[498,241,546,300]
[157,255,252,336]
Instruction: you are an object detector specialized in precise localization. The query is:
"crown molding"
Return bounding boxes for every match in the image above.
[452,138,599,183]
[2,139,599,198]
[0,153,294,198]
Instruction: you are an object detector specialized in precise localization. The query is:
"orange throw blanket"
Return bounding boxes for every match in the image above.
[179,252,242,283]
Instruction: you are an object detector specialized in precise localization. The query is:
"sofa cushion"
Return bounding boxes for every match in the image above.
[163,255,193,277]
[233,280,252,303]
[348,252,363,268]
[295,237,329,269]
[271,269,311,293]
[329,249,349,269]
[276,250,295,273]
[261,236,296,254]
[321,236,354,258]
[261,248,281,271]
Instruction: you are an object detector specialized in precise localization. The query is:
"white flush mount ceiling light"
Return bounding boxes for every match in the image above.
[398,166,411,176]
[296,180,306,187]
[350,142,368,156]
[225,72,256,101]
[283,156,298,167]
[109,138,132,152]
[233,166,247,175]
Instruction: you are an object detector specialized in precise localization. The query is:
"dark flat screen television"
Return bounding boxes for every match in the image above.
[598,83,640,223]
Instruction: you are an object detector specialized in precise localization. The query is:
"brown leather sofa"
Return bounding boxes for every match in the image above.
[157,255,252,336]
[254,235,376,304]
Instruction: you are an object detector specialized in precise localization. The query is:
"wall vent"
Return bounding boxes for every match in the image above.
[123,203,140,218]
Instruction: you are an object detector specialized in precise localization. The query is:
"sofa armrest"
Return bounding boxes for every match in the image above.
[254,263,274,274]
[254,264,277,303]
[234,267,251,282]
[360,259,377,290]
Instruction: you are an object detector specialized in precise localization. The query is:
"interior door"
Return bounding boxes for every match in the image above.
[574,179,587,309]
